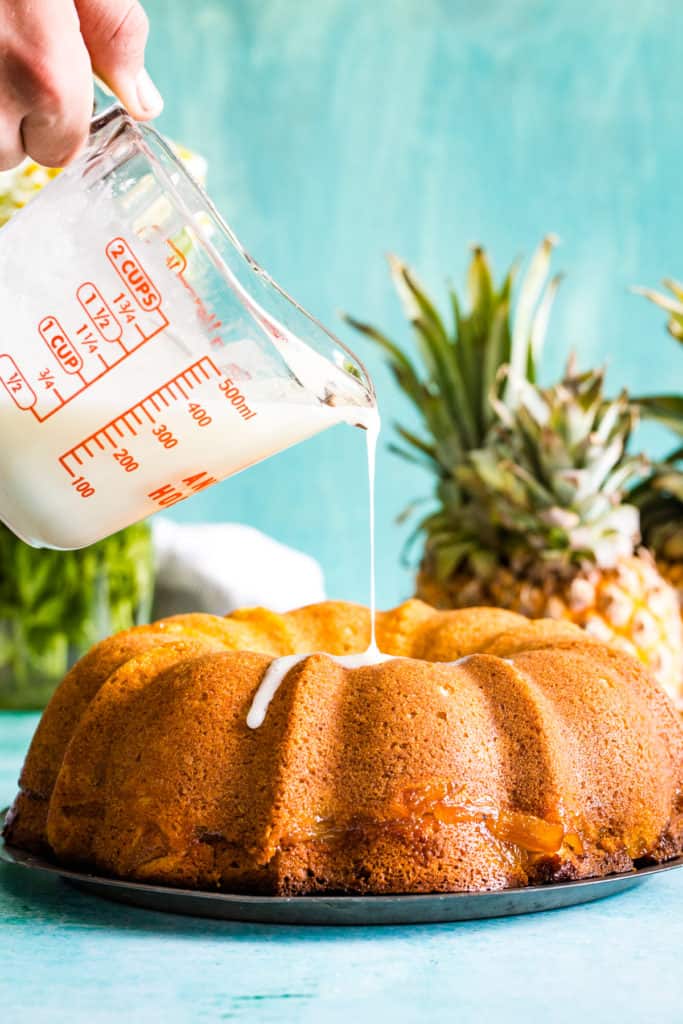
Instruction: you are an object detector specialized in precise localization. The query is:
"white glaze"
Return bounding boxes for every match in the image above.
[449,655,473,668]
[246,646,395,729]
[246,653,308,729]
[247,408,388,729]
[332,649,394,669]
[364,412,380,651]
[245,406,497,730]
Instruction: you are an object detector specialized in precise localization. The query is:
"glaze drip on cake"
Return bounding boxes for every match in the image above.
[246,648,395,729]
[5,599,683,896]
[247,407,387,730]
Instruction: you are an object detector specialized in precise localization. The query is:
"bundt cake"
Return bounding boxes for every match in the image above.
[4,600,683,895]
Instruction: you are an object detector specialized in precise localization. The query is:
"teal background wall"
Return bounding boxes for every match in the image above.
[145,0,682,607]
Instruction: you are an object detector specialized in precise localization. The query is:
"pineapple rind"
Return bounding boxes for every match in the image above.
[354,244,683,704]
[417,550,683,707]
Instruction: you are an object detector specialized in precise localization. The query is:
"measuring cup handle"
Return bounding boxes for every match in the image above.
[92,75,119,119]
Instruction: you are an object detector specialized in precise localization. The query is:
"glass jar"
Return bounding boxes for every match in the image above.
[0,521,153,709]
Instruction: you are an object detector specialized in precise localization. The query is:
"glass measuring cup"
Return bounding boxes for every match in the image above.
[0,105,375,549]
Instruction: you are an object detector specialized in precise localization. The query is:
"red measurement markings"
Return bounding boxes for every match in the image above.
[148,471,218,509]
[0,354,36,410]
[198,359,215,380]
[38,368,57,391]
[110,290,169,345]
[77,283,122,342]
[166,238,187,275]
[166,237,224,348]
[59,356,221,478]
[106,237,161,312]
[38,316,83,374]
[219,376,257,420]
[75,323,101,356]
[112,292,136,325]
[29,303,169,423]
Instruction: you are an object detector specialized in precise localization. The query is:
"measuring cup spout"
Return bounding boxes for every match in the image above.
[0,99,375,549]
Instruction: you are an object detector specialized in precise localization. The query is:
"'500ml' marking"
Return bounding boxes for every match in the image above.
[38,316,83,374]
[219,377,257,420]
[106,237,161,311]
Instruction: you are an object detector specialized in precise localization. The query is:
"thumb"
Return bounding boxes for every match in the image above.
[75,0,163,120]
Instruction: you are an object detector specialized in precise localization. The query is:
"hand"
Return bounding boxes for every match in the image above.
[0,0,162,171]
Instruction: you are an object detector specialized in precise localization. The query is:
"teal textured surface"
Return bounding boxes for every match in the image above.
[6,7,683,1013]
[1,713,683,1021]
[138,0,683,607]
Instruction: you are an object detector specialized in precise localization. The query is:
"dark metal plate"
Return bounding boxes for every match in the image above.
[3,825,682,925]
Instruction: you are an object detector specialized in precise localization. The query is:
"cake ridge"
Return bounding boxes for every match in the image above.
[4,599,683,895]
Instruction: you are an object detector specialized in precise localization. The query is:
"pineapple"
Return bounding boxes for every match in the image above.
[348,244,683,705]
[0,161,61,226]
[632,462,683,612]
[630,278,683,612]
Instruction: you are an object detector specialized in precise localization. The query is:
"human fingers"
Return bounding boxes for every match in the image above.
[0,0,93,168]
[76,0,163,120]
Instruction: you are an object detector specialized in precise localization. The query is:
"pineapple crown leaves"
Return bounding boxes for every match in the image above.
[345,239,649,575]
[632,278,683,435]
[344,236,562,479]
[630,448,683,552]
[431,365,647,578]
[486,366,642,510]
[633,278,683,341]
[627,279,683,553]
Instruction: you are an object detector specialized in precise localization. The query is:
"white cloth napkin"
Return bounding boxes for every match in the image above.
[151,518,326,619]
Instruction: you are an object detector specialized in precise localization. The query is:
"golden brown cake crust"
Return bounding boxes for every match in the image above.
[5,600,683,894]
